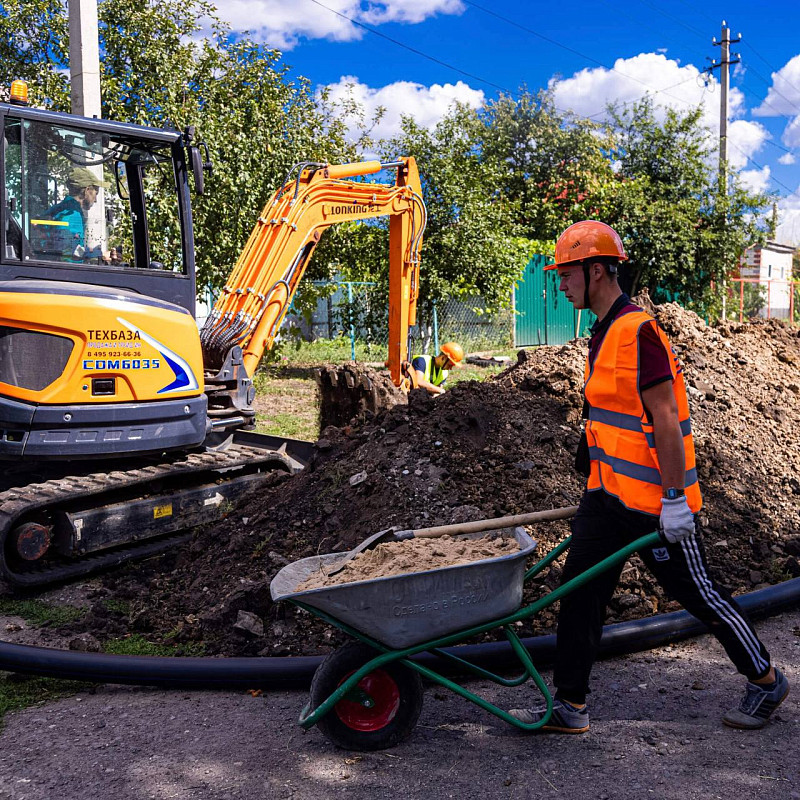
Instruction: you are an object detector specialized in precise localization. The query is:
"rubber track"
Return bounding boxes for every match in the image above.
[0,444,293,588]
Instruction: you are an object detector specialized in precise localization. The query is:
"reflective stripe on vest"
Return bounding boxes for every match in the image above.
[411,354,448,386]
[584,309,702,516]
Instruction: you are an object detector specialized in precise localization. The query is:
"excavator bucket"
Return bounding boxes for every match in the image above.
[316,364,406,430]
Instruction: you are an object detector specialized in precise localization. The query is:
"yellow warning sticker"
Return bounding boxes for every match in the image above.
[153,503,173,519]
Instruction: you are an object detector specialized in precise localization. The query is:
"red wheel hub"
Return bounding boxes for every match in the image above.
[335,669,400,731]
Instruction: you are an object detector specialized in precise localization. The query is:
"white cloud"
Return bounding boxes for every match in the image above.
[727,119,769,170]
[752,54,800,117]
[322,76,484,141]
[778,152,796,165]
[738,165,771,194]
[208,0,464,49]
[550,52,769,174]
[782,115,800,149]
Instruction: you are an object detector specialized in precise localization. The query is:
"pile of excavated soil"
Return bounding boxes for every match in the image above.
[296,534,521,591]
[61,298,800,658]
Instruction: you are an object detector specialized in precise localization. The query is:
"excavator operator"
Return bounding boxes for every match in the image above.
[42,167,110,262]
[411,341,464,396]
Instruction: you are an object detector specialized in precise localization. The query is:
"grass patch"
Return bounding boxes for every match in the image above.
[253,373,319,441]
[102,598,130,616]
[0,674,91,724]
[102,634,206,657]
[0,598,84,627]
[273,337,387,365]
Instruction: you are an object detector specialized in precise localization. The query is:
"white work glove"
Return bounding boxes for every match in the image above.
[659,496,696,544]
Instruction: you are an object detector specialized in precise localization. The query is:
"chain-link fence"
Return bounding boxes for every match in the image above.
[285,281,514,360]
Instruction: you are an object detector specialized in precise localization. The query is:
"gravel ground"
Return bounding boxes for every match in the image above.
[0,609,797,800]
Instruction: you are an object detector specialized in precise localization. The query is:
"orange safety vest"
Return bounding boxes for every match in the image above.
[584,309,703,516]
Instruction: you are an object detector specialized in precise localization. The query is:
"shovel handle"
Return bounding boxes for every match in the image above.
[394,505,579,540]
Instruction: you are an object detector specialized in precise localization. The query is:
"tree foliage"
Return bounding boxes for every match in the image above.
[0,0,69,107]
[599,99,771,313]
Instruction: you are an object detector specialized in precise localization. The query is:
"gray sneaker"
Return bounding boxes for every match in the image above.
[723,667,789,730]
[508,698,590,733]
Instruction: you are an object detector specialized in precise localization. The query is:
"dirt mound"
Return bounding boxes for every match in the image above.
[65,300,800,658]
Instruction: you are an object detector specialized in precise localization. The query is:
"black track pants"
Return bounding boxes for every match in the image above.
[553,490,771,705]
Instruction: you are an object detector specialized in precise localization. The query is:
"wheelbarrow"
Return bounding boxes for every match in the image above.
[270,514,661,751]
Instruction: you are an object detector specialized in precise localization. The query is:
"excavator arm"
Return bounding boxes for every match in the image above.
[200,159,426,388]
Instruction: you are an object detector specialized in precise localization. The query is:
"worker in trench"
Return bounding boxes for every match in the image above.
[411,341,464,396]
[509,220,788,733]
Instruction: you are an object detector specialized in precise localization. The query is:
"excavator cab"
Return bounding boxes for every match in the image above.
[0,99,209,459]
[1,102,197,310]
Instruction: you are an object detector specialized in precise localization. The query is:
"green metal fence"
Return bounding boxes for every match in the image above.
[514,255,596,346]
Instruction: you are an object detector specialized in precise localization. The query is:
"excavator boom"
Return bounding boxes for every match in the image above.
[200,159,426,385]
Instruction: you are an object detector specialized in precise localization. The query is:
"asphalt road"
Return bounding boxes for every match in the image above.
[0,610,798,800]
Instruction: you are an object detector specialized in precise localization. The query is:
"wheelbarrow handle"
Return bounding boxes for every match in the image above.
[393,505,579,540]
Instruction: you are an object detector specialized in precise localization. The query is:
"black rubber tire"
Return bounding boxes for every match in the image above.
[309,641,424,751]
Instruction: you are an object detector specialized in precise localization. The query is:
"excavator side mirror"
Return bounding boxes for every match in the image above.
[190,146,205,196]
[189,143,213,196]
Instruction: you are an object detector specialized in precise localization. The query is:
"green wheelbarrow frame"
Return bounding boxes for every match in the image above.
[292,530,662,734]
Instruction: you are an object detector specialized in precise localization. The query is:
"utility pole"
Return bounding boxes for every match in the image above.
[67,0,105,254]
[710,21,741,193]
[68,0,101,117]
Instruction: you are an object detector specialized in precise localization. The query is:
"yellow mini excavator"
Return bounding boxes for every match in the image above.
[0,81,425,587]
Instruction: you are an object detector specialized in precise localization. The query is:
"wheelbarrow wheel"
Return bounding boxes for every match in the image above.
[310,642,424,751]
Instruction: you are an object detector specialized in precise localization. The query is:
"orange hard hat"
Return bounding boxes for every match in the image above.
[544,221,628,271]
[440,341,464,365]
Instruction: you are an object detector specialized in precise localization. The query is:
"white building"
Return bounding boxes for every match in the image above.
[739,240,796,319]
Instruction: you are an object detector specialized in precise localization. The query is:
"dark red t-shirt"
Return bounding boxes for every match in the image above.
[588,294,672,391]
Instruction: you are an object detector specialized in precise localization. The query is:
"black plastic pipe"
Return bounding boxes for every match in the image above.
[1,577,798,690]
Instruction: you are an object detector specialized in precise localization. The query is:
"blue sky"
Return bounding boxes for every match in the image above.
[210,0,800,244]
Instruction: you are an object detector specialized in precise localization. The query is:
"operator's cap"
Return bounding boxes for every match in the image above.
[68,166,111,191]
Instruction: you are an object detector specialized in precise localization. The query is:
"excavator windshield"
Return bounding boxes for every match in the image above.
[3,116,183,272]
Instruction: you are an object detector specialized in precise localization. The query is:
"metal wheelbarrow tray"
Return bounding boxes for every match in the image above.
[270,527,536,648]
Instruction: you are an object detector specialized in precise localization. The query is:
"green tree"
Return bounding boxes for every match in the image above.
[385,104,531,311]
[598,99,770,315]
[98,0,356,291]
[311,103,533,317]
[0,0,69,108]
[482,89,613,240]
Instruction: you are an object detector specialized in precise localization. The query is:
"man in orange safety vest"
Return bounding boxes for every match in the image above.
[509,220,787,734]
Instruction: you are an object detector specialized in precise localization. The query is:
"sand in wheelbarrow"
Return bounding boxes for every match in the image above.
[296,534,521,591]
[57,294,800,658]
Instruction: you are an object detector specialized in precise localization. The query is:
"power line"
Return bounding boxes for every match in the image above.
[740,40,800,103]
[307,0,796,190]
[664,0,719,28]
[729,141,797,195]
[596,0,710,64]
[736,54,800,119]
[305,0,515,97]
[632,0,708,41]
[584,75,705,119]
